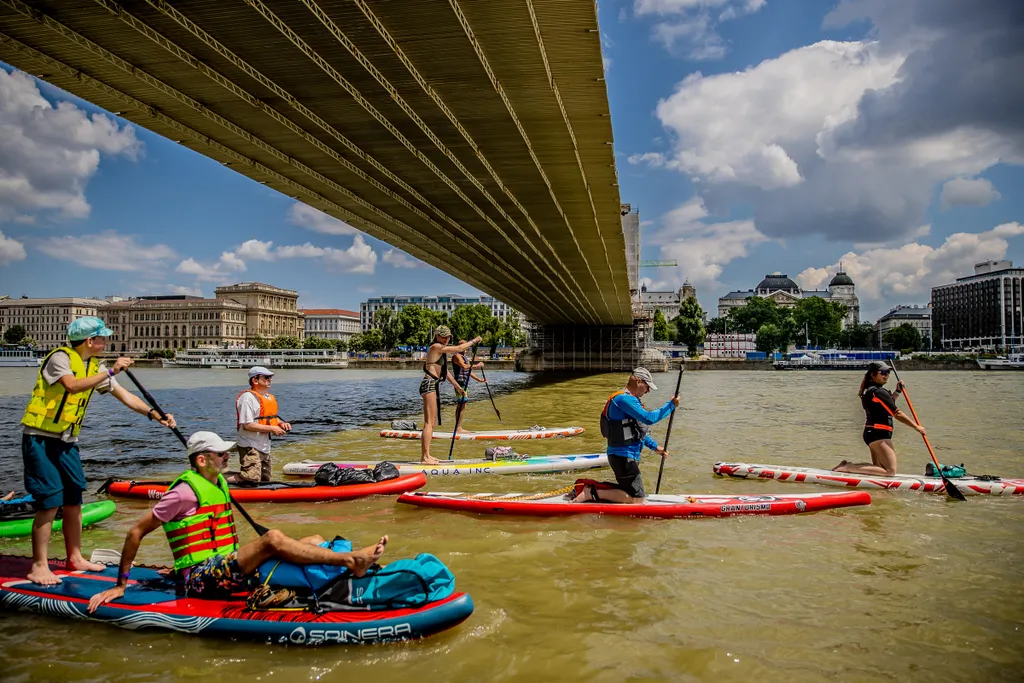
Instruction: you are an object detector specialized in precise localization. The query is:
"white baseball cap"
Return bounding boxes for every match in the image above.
[631,367,658,390]
[186,431,236,456]
[248,366,275,379]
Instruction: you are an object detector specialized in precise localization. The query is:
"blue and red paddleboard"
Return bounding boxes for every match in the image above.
[0,555,473,645]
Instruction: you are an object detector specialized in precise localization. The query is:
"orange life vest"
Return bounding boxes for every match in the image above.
[236,389,280,429]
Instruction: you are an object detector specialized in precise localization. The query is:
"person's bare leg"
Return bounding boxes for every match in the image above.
[235,530,387,577]
[833,441,897,476]
[63,505,104,572]
[27,507,61,584]
[1,491,14,502]
[421,394,440,464]
[456,404,469,434]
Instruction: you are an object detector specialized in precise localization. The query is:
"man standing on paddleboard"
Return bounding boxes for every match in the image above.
[20,316,177,585]
[572,367,679,504]
[230,367,291,483]
[419,327,481,465]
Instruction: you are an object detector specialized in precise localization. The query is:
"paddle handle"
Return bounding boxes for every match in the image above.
[655,363,684,494]
[447,345,479,461]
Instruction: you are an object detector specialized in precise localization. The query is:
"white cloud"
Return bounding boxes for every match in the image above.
[0,230,27,265]
[287,202,358,235]
[322,235,377,274]
[649,196,770,293]
[634,0,766,59]
[797,222,1024,314]
[382,248,420,269]
[175,250,246,283]
[940,177,1001,210]
[0,68,142,221]
[234,239,275,261]
[276,243,326,259]
[168,284,203,297]
[38,231,174,272]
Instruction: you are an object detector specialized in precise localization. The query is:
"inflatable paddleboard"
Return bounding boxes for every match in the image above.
[398,489,870,518]
[0,555,472,645]
[714,462,1024,496]
[282,454,609,477]
[0,500,116,539]
[380,426,585,441]
[99,473,426,503]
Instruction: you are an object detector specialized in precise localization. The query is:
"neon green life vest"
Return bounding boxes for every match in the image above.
[161,470,239,572]
[21,347,100,437]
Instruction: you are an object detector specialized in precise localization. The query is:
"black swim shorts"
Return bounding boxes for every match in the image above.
[608,454,646,499]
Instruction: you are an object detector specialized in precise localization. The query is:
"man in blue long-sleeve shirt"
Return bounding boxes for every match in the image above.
[572,367,679,504]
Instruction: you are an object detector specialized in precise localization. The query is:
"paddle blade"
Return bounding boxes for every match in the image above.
[941,476,968,501]
[90,548,122,564]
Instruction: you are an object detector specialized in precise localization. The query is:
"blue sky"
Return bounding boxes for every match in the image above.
[1,0,1021,320]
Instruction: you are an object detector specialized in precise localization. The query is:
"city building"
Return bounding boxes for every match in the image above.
[705,333,757,359]
[931,260,1024,350]
[215,282,303,341]
[360,295,517,331]
[0,297,110,351]
[299,309,361,341]
[640,281,697,321]
[717,270,860,327]
[876,305,932,349]
[107,296,249,353]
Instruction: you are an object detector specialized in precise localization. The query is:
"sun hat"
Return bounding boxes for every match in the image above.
[631,367,658,390]
[434,325,452,339]
[67,316,114,342]
[248,366,275,379]
[186,431,236,457]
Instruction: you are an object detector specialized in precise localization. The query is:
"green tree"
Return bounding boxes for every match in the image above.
[303,336,335,350]
[838,322,877,349]
[675,296,706,355]
[333,338,349,353]
[756,323,785,353]
[271,335,300,349]
[652,309,670,341]
[3,324,26,345]
[20,337,36,348]
[357,328,384,352]
[449,304,493,342]
[792,297,847,348]
[397,304,432,346]
[251,336,271,349]
[727,297,782,333]
[883,323,922,352]
[705,317,727,335]
[372,307,402,350]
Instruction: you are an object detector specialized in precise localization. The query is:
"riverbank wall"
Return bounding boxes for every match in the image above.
[672,359,983,371]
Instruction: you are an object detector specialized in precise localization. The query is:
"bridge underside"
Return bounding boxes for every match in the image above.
[0,0,632,325]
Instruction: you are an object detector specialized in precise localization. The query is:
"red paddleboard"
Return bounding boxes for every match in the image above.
[398,489,871,518]
[100,473,426,503]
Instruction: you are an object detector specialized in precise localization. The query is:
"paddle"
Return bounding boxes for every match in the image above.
[481,340,501,421]
[655,362,685,495]
[446,344,479,461]
[123,369,272,534]
[888,363,966,501]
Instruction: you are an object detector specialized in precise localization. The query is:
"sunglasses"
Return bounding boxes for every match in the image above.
[877,369,891,376]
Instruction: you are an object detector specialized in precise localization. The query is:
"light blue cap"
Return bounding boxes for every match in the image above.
[67,316,114,342]
[248,365,275,378]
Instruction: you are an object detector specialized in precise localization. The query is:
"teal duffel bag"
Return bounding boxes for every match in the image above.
[317,553,455,610]
[925,462,966,478]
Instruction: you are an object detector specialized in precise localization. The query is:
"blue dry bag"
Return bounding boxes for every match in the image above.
[257,537,352,592]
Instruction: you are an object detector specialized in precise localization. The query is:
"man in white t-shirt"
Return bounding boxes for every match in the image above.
[230,366,291,483]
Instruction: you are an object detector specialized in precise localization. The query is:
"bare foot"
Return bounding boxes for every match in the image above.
[27,562,62,585]
[68,556,106,572]
[1,491,14,502]
[349,535,388,577]
[831,460,849,472]
[421,456,441,465]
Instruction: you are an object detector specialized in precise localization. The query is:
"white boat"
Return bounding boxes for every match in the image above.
[168,347,348,369]
[0,348,40,368]
[977,353,1024,370]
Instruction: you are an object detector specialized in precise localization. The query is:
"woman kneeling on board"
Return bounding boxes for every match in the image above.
[832,361,925,476]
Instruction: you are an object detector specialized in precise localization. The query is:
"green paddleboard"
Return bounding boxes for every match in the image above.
[0,500,117,539]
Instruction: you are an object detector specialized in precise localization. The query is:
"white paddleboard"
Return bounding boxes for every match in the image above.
[283,453,608,477]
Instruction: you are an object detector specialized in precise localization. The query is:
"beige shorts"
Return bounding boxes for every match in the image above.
[236,445,271,483]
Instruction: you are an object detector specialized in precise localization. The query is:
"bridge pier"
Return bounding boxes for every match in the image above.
[515,323,667,373]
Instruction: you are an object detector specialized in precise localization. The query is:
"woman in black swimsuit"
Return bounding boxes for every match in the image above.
[420,327,481,464]
[451,341,486,434]
[833,361,925,476]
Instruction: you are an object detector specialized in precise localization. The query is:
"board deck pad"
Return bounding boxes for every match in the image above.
[713,462,1024,496]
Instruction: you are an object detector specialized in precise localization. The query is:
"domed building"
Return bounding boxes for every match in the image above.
[717,269,860,327]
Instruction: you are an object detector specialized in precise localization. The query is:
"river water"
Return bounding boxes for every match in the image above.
[0,368,1021,682]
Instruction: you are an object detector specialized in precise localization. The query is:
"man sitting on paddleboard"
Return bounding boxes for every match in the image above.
[572,368,679,504]
[87,431,387,613]
[832,361,925,476]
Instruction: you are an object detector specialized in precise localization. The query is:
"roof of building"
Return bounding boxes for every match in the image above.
[756,273,800,292]
[829,271,855,286]
[299,309,360,317]
[720,290,755,300]
[878,305,931,322]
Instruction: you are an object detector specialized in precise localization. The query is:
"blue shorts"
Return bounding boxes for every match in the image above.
[22,434,86,510]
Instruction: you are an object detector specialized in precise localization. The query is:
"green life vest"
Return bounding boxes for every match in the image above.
[161,470,239,571]
[21,347,100,437]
